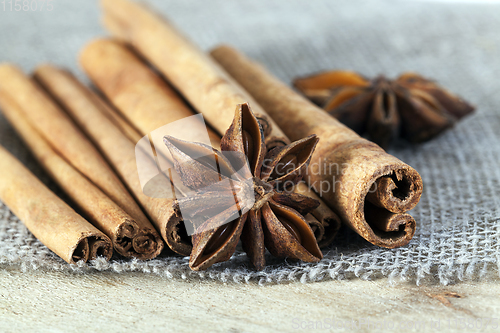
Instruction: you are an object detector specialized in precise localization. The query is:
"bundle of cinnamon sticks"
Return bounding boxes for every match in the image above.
[0,0,423,269]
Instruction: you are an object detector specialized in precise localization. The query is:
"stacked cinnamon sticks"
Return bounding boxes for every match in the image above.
[0,0,423,268]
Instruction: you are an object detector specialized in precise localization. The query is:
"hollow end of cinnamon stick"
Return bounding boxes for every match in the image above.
[72,233,113,263]
[67,231,114,263]
[164,205,192,257]
[317,215,342,249]
[364,203,416,248]
[293,182,342,248]
[87,235,113,261]
[351,162,422,248]
[304,214,325,245]
[71,238,90,263]
[366,168,421,213]
[210,45,424,249]
[114,220,163,259]
[317,139,422,248]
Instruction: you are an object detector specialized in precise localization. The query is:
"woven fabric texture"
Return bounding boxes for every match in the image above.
[0,0,499,285]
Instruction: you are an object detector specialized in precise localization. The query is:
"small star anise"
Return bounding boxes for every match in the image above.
[163,103,323,271]
[293,71,475,148]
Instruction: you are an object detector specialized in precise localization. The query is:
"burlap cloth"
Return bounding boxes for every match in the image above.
[0,0,498,285]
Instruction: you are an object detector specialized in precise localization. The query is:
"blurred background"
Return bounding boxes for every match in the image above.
[0,0,498,88]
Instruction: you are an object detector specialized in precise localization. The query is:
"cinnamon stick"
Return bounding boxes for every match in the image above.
[100,0,270,142]
[0,64,151,234]
[0,92,161,259]
[79,39,220,147]
[94,93,142,143]
[99,1,341,245]
[0,144,112,264]
[210,45,423,248]
[33,65,190,256]
[80,39,337,248]
[90,88,144,144]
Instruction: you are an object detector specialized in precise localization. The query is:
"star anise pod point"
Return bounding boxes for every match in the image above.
[164,103,323,271]
[294,71,475,148]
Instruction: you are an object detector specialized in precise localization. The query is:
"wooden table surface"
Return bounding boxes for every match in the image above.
[0,266,498,332]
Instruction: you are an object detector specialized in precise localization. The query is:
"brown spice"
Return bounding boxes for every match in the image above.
[99,1,341,246]
[165,103,322,270]
[293,71,475,148]
[79,39,337,251]
[0,144,112,263]
[31,66,190,256]
[79,39,220,147]
[0,92,160,259]
[0,64,149,232]
[293,182,340,248]
[210,45,423,249]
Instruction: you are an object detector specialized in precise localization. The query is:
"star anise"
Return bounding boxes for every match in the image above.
[163,103,323,271]
[293,71,475,148]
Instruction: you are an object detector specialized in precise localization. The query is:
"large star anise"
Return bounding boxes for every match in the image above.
[163,103,322,271]
[293,71,475,148]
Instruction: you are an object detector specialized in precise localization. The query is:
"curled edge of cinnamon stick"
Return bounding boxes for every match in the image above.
[0,91,161,259]
[210,45,423,249]
[304,214,325,246]
[0,144,112,264]
[33,65,190,256]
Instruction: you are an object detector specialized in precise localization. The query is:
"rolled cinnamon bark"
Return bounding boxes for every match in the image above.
[100,0,271,141]
[304,213,325,246]
[89,88,143,145]
[211,45,423,248]
[0,144,112,264]
[32,65,190,256]
[80,39,338,246]
[96,94,142,143]
[0,64,149,232]
[98,1,341,245]
[79,39,220,147]
[0,92,161,259]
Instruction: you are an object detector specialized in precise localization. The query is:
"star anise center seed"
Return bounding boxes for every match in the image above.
[251,177,274,211]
